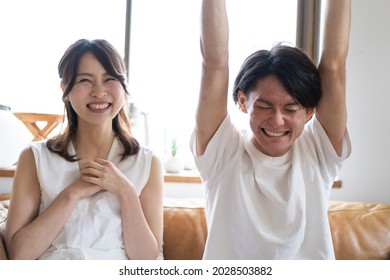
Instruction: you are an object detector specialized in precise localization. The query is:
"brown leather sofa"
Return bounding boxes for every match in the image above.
[1,197,390,260]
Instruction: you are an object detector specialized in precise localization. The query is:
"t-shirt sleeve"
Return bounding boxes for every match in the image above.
[190,115,242,182]
[302,115,352,186]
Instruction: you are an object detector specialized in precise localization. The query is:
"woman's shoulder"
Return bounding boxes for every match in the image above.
[29,140,49,151]
[137,145,154,158]
[29,140,54,158]
[29,139,68,163]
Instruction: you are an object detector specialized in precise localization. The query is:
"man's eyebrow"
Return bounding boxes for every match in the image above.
[285,102,301,107]
[254,98,273,106]
[254,98,299,106]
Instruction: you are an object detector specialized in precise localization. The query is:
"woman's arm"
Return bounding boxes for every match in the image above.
[119,155,163,259]
[5,147,102,259]
[84,155,164,259]
[316,0,351,156]
[196,0,230,155]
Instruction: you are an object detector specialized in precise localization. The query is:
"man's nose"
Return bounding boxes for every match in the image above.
[269,110,285,128]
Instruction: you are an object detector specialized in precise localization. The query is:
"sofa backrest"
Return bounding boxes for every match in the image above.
[328,201,390,260]
[162,201,390,260]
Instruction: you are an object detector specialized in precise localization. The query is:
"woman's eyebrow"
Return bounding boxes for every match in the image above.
[76,72,111,77]
[76,73,93,77]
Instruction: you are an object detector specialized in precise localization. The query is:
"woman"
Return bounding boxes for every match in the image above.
[5,39,163,260]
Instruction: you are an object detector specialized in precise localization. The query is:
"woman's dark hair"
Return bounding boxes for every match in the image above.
[233,43,322,108]
[47,39,140,161]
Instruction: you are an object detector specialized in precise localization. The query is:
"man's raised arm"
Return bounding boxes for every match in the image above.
[316,0,351,156]
[196,0,229,155]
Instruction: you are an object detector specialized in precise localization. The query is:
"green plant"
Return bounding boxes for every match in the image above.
[170,139,180,157]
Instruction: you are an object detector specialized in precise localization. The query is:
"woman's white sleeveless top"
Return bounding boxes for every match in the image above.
[30,138,152,259]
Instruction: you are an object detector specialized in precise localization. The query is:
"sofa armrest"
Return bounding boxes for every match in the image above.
[0,199,9,260]
[0,238,7,260]
[329,201,390,260]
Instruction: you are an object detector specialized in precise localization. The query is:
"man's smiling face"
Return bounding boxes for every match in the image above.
[238,75,313,157]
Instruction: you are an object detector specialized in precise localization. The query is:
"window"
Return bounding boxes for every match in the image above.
[128,0,297,166]
[1,0,299,169]
[0,0,127,114]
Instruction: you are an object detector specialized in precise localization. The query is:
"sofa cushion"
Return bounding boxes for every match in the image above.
[163,206,207,260]
[162,198,207,260]
[328,201,390,260]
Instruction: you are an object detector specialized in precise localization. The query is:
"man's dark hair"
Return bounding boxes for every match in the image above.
[233,43,322,108]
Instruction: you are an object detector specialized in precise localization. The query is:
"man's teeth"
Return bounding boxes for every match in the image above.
[264,129,285,137]
[88,103,109,109]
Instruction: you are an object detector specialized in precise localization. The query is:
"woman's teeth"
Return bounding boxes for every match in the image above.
[88,103,109,109]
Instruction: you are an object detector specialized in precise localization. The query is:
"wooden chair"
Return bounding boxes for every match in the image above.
[13,112,63,141]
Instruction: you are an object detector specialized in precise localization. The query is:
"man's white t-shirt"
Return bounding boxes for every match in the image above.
[190,115,351,260]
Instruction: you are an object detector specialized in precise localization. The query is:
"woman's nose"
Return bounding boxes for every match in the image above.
[91,83,107,98]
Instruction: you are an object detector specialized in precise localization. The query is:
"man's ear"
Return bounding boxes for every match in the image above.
[305,107,315,123]
[238,91,248,113]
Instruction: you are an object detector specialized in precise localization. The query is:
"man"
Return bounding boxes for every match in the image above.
[191,0,351,259]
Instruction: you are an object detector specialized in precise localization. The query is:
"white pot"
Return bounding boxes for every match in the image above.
[164,157,184,173]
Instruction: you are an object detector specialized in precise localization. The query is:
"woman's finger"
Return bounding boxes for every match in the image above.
[80,167,101,178]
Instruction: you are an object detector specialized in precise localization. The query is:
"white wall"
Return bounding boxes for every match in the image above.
[0,178,13,194]
[329,0,390,204]
[164,182,203,199]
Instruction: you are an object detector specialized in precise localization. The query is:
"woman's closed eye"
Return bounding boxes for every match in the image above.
[78,78,92,84]
[105,77,118,82]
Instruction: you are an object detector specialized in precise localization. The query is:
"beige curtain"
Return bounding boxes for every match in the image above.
[296,0,322,65]
[124,0,132,80]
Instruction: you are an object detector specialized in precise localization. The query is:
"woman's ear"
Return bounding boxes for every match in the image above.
[60,82,66,93]
[238,91,248,113]
[61,83,69,102]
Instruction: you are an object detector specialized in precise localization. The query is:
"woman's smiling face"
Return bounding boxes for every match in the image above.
[238,75,313,157]
[65,52,126,128]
